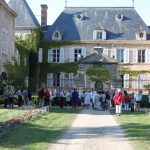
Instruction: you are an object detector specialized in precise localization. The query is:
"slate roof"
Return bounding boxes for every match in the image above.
[8,0,40,28]
[78,53,118,64]
[0,0,16,16]
[42,7,150,41]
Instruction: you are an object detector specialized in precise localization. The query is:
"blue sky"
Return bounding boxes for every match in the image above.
[6,0,150,25]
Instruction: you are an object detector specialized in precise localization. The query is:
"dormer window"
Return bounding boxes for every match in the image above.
[96,31,103,39]
[93,24,106,40]
[75,13,84,21]
[135,27,147,40]
[116,13,124,21]
[139,32,143,38]
[52,30,62,40]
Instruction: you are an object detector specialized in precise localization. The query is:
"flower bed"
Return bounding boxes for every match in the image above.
[0,107,47,137]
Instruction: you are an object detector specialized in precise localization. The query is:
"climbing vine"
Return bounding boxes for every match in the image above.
[86,66,111,83]
[118,70,150,76]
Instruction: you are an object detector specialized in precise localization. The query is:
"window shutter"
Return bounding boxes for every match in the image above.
[132,49,137,63]
[38,48,43,63]
[60,73,64,88]
[111,48,116,59]
[103,48,108,55]
[69,73,74,88]
[47,73,53,87]
[124,74,129,89]
[138,74,146,89]
[48,49,53,62]
[93,30,96,40]
[60,47,64,63]
[124,49,129,63]
[145,49,150,63]
[69,48,74,62]
[82,48,86,58]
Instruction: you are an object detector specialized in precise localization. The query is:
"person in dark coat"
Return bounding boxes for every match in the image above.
[72,88,79,109]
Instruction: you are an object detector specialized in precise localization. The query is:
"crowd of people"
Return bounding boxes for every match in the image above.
[2,86,150,115]
[113,89,150,115]
[3,87,32,108]
[38,88,111,110]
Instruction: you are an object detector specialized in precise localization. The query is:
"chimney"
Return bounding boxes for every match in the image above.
[41,4,48,26]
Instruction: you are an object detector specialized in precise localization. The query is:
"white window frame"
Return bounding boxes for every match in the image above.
[48,48,63,63]
[69,73,74,88]
[138,49,145,63]
[116,49,124,62]
[96,31,103,39]
[93,30,106,40]
[53,73,60,87]
[47,73,53,87]
[74,48,82,62]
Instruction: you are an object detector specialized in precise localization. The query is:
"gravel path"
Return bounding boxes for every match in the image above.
[49,109,133,150]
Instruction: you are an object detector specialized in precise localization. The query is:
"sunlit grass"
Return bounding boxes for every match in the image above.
[0,108,80,150]
[112,110,150,150]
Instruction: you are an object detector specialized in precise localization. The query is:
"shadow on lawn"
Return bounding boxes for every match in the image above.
[0,119,149,149]
[120,123,150,141]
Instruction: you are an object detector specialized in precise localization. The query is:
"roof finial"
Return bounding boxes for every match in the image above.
[65,0,68,8]
[132,0,135,7]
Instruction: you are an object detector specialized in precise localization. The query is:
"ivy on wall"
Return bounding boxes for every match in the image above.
[86,66,111,82]
[118,70,150,76]
[39,40,79,49]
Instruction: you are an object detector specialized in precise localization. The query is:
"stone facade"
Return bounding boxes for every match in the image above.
[0,0,16,73]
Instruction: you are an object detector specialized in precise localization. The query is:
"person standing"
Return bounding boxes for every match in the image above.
[3,89,9,108]
[94,91,100,110]
[59,90,65,108]
[123,91,130,111]
[22,88,28,106]
[71,88,79,109]
[113,89,123,116]
[44,88,51,107]
[16,88,22,107]
[134,91,142,111]
[38,88,44,107]
[84,90,91,109]
[66,90,71,106]
[8,88,14,108]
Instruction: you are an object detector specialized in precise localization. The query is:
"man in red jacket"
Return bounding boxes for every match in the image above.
[113,88,123,116]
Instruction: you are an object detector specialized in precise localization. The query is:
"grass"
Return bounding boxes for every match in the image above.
[0,108,80,150]
[112,110,150,150]
[0,108,27,122]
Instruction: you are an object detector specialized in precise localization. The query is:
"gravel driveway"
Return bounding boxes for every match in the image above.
[49,109,133,150]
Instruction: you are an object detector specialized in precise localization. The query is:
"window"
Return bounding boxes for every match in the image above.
[96,32,103,39]
[74,48,82,62]
[117,49,124,62]
[115,13,124,21]
[53,49,60,62]
[139,32,143,38]
[48,49,60,62]
[1,30,8,55]
[94,48,103,55]
[138,49,145,63]
[52,31,62,40]
[53,74,60,87]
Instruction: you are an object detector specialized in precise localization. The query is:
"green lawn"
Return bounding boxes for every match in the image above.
[112,110,150,150]
[0,108,80,150]
[0,108,27,122]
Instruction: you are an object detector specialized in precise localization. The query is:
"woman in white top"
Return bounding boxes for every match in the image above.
[84,91,91,109]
